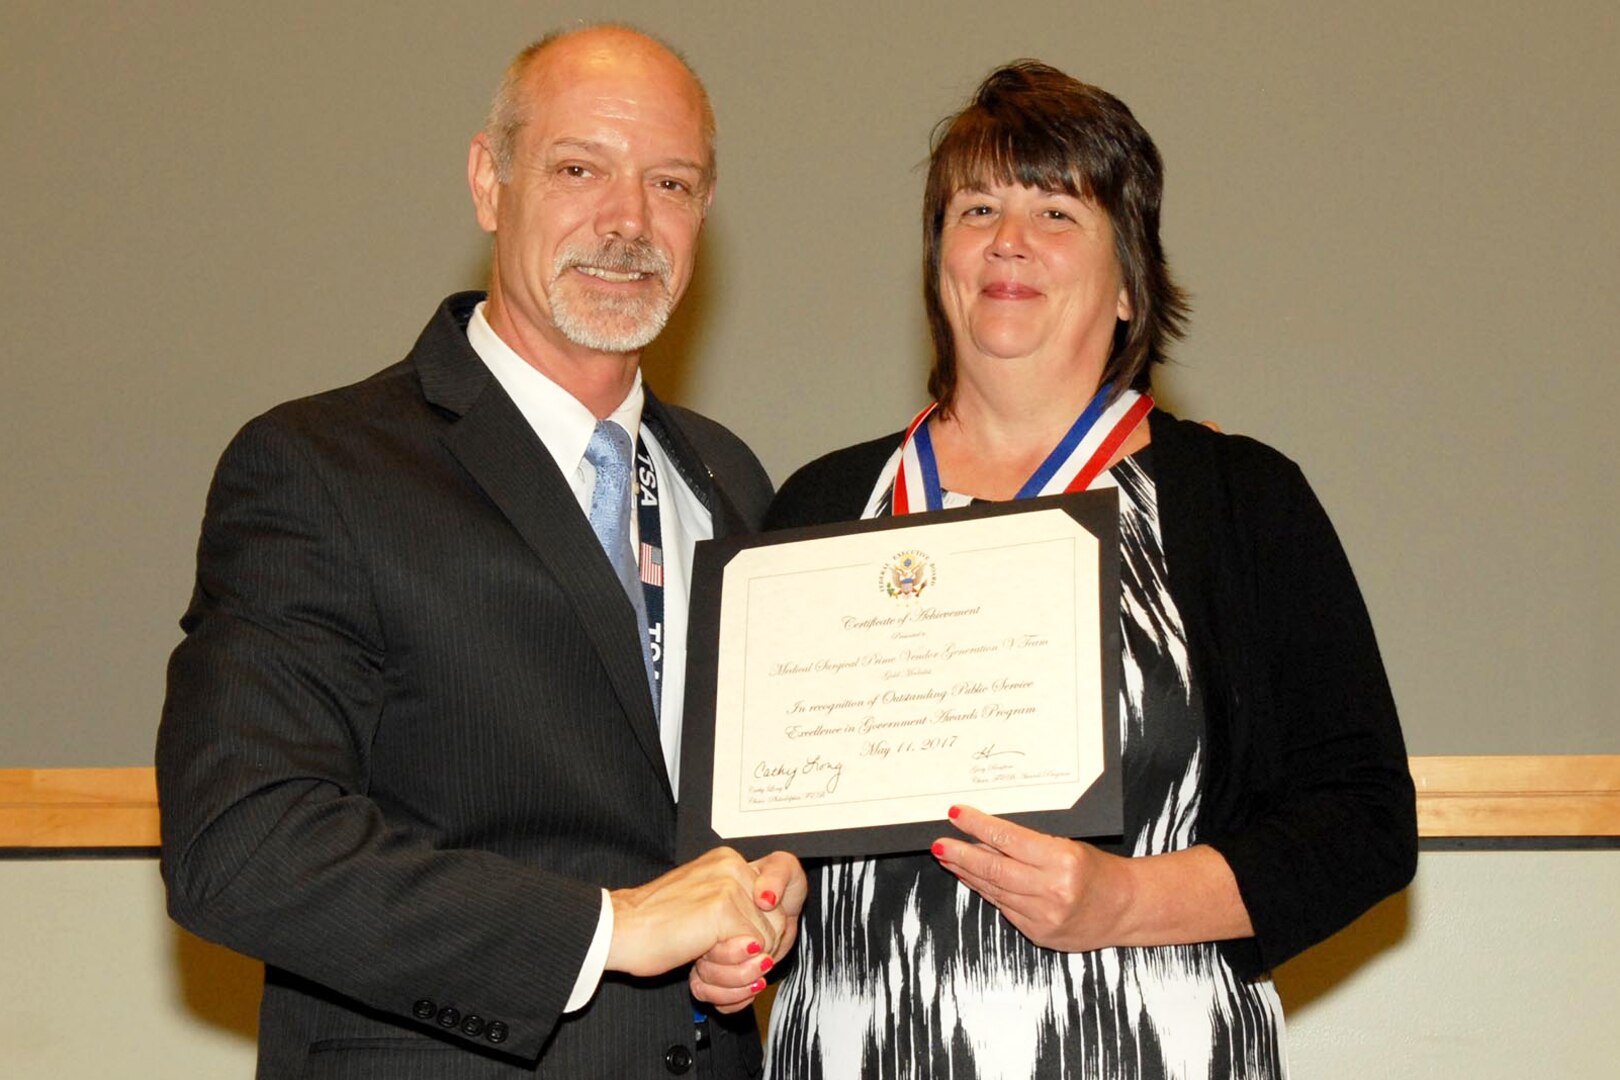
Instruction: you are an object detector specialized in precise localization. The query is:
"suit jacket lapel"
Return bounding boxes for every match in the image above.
[413,296,668,794]
[642,390,750,539]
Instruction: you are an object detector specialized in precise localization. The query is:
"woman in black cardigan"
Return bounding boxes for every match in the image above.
[727,62,1417,1079]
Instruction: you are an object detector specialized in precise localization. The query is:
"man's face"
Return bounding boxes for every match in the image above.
[471,37,712,361]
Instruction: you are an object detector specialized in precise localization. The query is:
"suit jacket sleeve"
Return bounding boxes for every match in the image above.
[157,409,601,1061]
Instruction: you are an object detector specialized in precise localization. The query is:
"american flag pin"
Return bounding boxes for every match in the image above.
[639,543,664,587]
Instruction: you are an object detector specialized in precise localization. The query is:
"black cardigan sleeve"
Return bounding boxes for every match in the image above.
[1155,415,1417,975]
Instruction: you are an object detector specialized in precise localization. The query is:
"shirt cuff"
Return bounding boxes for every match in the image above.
[563,889,613,1013]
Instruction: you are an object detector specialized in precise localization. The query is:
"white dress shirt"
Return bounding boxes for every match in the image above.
[466,302,713,1011]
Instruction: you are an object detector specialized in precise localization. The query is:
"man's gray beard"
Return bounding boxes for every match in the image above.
[550,240,674,353]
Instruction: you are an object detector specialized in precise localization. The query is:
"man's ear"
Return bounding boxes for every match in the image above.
[468,134,501,234]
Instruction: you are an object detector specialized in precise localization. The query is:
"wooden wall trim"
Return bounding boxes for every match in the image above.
[1,767,160,848]
[3,757,1618,849]
[1410,755,1620,839]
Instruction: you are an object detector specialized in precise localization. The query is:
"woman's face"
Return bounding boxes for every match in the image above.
[938,180,1130,384]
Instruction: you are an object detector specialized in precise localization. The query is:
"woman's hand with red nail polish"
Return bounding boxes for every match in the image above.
[689,848,807,1012]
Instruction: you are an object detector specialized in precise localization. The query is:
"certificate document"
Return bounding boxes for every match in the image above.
[676,491,1122,860]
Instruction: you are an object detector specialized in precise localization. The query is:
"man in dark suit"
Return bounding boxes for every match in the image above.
[158,25,801,1078]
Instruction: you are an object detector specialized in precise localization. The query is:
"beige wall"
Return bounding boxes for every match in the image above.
[4,852,1617,1077]
[1,2,1614,765]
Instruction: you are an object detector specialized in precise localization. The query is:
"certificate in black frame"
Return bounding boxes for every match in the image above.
[675,489,1123,861]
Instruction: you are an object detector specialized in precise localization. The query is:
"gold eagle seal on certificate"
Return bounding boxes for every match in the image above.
[880,551,935,599]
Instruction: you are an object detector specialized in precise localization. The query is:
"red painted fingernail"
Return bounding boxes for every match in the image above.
[759,956,775,973]
[746,940,762,955]
[759,889,778,906]
[931,842,946,857]
[948,805,962,819]
[749,979,766,993]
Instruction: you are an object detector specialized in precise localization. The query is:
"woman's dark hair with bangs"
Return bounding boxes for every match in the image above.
[923,61,1189,412]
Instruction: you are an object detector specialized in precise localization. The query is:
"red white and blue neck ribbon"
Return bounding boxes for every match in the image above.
[867,384,1154,518]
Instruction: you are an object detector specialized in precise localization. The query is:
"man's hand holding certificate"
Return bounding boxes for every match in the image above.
[678,492,1123,860]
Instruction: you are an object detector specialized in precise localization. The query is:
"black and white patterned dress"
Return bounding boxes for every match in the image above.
[764,451,1288,1079]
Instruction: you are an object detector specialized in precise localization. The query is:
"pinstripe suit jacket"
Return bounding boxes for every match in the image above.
[157,293,772,1078]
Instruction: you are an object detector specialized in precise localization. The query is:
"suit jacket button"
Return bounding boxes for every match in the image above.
[485,1020,509,1044]
[665,1044,694,1074]
[460,1014,485,1037]
[412,999,436,1020]
[436,1006,461,1028]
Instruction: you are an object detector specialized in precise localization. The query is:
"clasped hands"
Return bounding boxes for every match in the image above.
[608,846,806,1014]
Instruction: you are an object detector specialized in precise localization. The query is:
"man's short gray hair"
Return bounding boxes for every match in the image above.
[482,25,716,184]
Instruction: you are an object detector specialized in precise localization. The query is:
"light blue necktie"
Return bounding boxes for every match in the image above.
[584,420,658,715]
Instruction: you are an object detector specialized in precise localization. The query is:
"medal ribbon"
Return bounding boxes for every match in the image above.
[889,385,1154,516]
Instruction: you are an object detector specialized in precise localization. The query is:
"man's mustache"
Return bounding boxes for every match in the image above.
[554,239,672,284]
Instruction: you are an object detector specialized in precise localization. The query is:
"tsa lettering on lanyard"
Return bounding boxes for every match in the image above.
[634,438,667,684]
